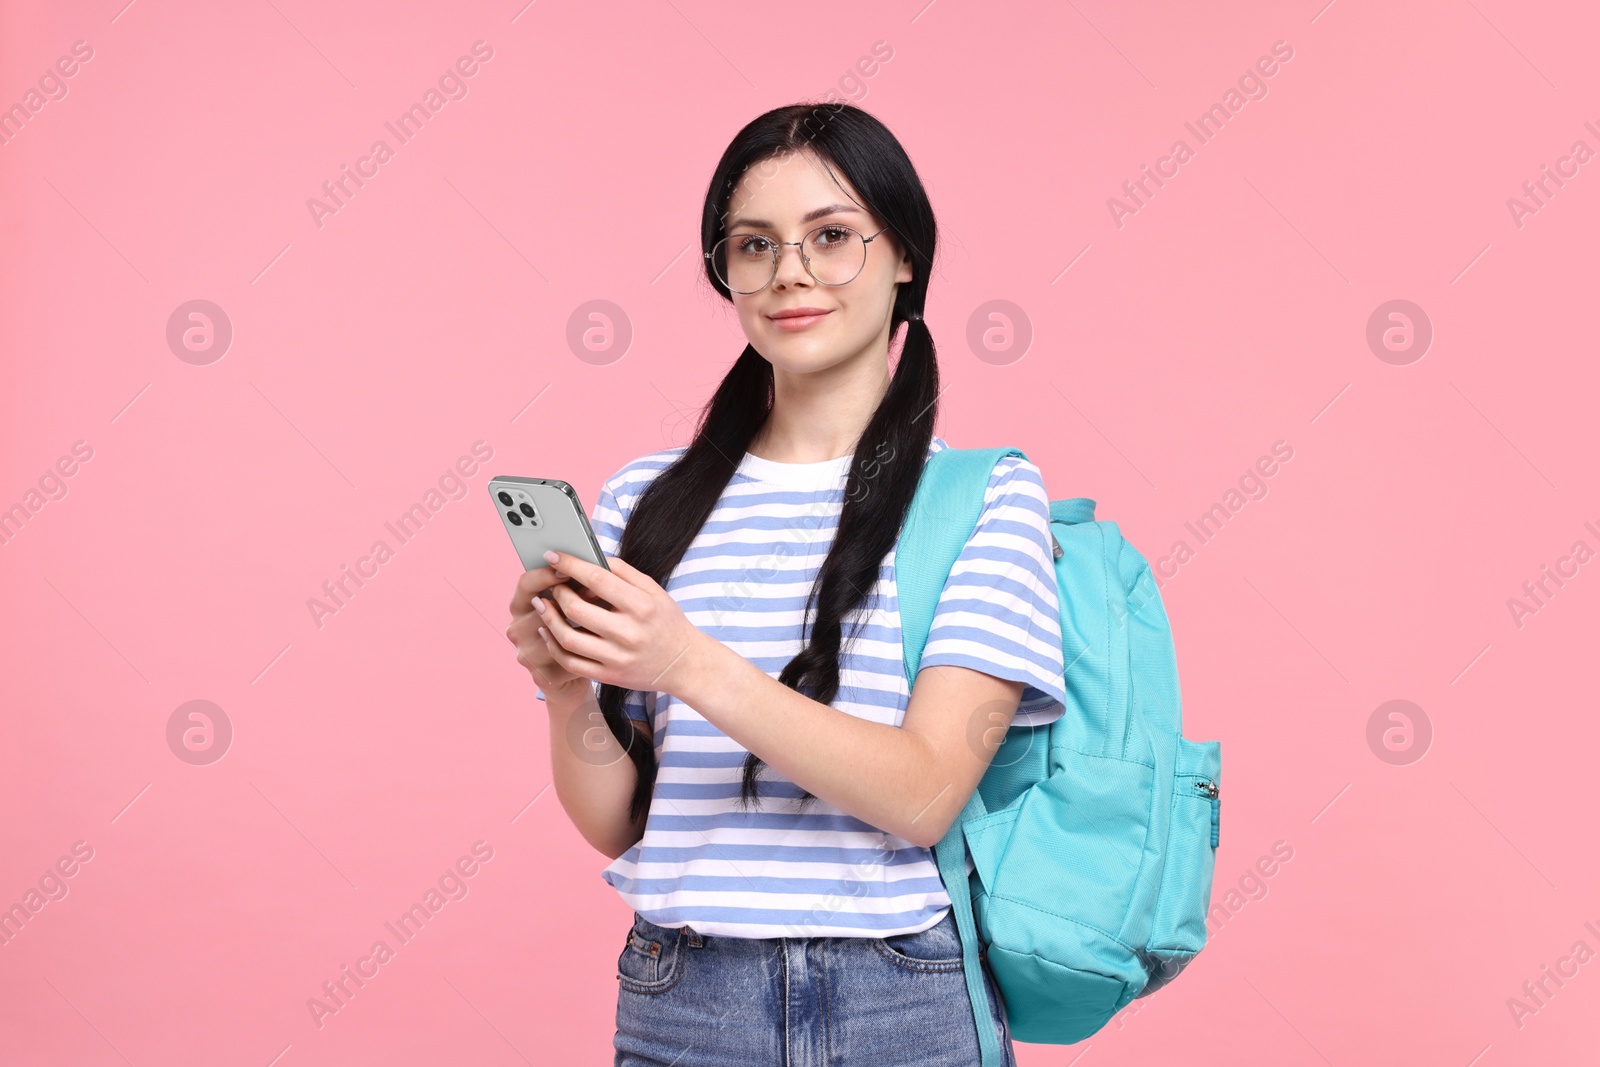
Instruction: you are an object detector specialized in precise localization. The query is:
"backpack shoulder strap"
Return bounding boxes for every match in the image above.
[1051,497,1097,526]
[897,443,1028,1067]
[897,445,1027,685]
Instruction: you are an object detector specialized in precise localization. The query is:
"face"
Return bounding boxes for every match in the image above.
[719,149,913,374]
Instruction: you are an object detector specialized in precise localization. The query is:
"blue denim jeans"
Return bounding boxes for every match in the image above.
[613,907,1017,1067]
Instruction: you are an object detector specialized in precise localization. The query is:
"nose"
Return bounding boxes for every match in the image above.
[771,240,812,289]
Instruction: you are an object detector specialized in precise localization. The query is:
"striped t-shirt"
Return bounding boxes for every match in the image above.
[535,435,1068,938]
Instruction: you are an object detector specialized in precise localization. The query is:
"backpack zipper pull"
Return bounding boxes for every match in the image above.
[1195,780,1219,847]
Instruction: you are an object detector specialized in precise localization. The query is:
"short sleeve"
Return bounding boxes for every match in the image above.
[533,678,651,724]
[914,454,1067,726]
[589,474,625,559]
[533,471,650,724]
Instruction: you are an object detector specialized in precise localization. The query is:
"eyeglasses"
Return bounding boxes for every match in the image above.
[705,224,891,295]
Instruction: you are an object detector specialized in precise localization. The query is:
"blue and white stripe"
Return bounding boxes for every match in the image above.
[538,436,1067,938]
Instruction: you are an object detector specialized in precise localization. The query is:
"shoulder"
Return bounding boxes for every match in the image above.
[601,445,689,505]
[936,443,1048,510]
[590,447,688,551]
[987,452,1048,502]
[975,456,1051,556]
[953,452,1054,567]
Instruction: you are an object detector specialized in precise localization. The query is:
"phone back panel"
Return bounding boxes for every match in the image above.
[487,477,609,573]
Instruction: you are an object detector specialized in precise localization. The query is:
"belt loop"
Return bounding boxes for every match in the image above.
[685,925,704,948]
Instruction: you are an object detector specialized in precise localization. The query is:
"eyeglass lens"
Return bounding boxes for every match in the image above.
[712,226,869,294]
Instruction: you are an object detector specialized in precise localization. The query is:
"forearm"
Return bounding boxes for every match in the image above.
[672,636,954,848]
[543,680,648,860]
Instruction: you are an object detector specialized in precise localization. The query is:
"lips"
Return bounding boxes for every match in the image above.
[768,307,832,330]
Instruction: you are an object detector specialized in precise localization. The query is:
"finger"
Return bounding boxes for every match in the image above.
[602,555,653,595]
[573,585,614,613]
[506,615,535,646]
[510,621,561,672]
[545,551,641,613]
[537,623,578,673]
[572,582,608,605]
[605,554,641,578]
[510,566,569,617]
[538,590,606,658]
[537,604,608,675]
[548,581,620,639]
[599,557,643,609]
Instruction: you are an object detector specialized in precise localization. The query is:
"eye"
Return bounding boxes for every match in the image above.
[732,234,774,256]
[812,226,853,248]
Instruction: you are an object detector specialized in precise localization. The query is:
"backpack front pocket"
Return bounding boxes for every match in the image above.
[963,751,1157,1043]
[1142,736,1220,991]
[985,752,1155,938]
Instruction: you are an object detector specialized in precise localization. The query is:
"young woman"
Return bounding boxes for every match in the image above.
[506,103,1067,1067]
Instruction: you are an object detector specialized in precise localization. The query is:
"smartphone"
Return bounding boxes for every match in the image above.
[487,476,612,576]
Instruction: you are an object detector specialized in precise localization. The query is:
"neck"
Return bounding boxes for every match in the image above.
[749,330,896,464]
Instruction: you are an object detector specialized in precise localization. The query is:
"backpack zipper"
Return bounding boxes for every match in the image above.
[1194,779,1220,847]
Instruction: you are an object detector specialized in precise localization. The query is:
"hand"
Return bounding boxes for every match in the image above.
[506,563,604,698]
[532,549,707,697]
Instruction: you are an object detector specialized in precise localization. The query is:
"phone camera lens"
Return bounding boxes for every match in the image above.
[519,503,535,518]
[506,510,522,526]
[497,490,514,506]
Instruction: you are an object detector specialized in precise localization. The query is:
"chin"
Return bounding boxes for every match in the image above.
[759,338,832,367]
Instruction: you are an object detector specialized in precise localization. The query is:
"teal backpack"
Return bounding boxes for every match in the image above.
[897,446,1222,1064]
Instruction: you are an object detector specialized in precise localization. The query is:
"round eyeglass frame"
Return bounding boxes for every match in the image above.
[704,224,892,294]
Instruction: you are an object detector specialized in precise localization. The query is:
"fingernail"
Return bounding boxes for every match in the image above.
[543,550,559,563]
[533,598,546,613]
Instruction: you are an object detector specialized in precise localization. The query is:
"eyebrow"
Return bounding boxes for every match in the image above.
[724,203,865,232]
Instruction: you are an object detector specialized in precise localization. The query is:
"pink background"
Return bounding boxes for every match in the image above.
[2,0,1597,1063]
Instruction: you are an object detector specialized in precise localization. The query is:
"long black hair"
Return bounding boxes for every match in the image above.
[599,102,940,823]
